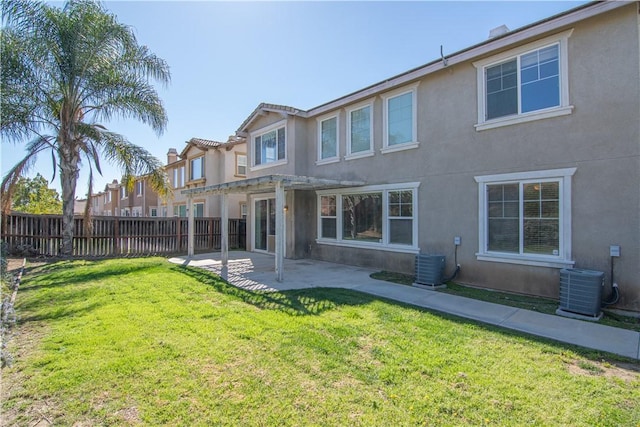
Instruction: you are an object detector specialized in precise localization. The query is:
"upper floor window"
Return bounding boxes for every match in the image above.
[236,153,247,176]
[136,181,143,197]
[317,115,338,163]
[474,30,573,131]
[120,187,128,199]
[382,84,419,153]
[190,156,204,180]
[474,168,576,268]
[347,102,373,159]
[173,165,185,188]
[253,122,286,168]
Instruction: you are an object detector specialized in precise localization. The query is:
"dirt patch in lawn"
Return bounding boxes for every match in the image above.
[567,358,640,382]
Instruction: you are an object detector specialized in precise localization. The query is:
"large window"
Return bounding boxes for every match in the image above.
[136,181,143,197]
[253,123,286,167]
[318,115,338,162]
[382,85,418,152]
[475,168,575,268]
[474,30,573,130]
[190,157,204,180]
[120,187,128,199]
[347,103,373,158]
[485,45,559,120]
[317,183,419,252]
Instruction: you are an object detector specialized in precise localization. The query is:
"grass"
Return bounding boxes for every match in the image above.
[370,271,640,331]
[2,258,639,426]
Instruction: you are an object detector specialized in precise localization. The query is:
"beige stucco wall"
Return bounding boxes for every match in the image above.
[241,4,640,310]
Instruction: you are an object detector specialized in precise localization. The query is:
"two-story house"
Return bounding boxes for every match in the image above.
[163,136,247,218]
[101,180,120,216]
[186,1,639,311]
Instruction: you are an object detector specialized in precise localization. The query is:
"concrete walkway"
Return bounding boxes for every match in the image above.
[168,251,640,360]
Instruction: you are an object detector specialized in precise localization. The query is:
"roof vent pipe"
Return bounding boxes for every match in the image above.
[488,25,510,39]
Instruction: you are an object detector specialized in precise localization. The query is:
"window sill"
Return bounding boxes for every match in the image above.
[187,178,206,186]
[475,105,574,132]
[250,159,288,172]
[316,157,340,166]
[316,238,420,254]
[476,252,575,269]
[380,141,420,154]
[344,151,374,161]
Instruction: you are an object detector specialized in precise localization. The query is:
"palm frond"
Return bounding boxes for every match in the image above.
[0,136,53,213]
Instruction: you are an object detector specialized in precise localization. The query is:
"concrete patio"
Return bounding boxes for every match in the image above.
[168,251,640,360]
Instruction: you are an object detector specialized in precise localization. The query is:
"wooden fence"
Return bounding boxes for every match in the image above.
[0,213,246,257]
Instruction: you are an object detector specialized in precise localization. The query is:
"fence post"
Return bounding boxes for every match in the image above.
[176,217,182,252]
[113,217,120,255]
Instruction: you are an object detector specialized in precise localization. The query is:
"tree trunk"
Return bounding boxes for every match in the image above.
[59,143,80,257]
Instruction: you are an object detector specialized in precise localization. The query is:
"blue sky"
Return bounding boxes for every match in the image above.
[1,1,587,196]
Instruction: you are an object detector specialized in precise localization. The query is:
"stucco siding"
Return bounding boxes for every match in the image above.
[244,3,640,310]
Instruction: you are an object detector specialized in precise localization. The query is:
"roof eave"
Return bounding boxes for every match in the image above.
[307,0,628,117]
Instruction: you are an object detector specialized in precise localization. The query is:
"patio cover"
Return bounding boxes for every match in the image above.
[181,175,364,281]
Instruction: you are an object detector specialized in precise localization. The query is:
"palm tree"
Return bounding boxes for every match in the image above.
[1,0,171,255]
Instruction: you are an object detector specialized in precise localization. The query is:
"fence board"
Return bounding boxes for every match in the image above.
[0,213,245,257]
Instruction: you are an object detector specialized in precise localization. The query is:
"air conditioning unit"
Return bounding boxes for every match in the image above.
[414,254,445,287]
[557,268,604,318]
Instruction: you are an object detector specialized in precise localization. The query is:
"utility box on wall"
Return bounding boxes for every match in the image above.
[557,268,604,318]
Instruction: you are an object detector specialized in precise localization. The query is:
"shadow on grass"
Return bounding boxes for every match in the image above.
[20,261,159,293]
[172,264,379,316]
[175,264,640,365]
[17,260,161,322]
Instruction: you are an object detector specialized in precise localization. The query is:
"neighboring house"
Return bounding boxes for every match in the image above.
[89,191,105,216]
[187,2,639,311]
[130,176,160,217]
[73,198,87,215]
[102,180,119,216]
[163,136,247,218]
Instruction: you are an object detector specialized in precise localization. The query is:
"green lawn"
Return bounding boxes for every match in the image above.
[3,258,639,426]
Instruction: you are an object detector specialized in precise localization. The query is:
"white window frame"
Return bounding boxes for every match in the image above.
[473,29,574,131]
[136,181,143,197]
[190,156,205,181]
[120,187,128,199]
[345,100,374,160]
[474,168,576,268]
[381,83,420,154]
[173,165,185,189]
[250,119,287,171]
[316,113,340,165]
[150,207,158,217]
[193,202,204,218]
[316,182,420,254]
[235,153,247,177]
